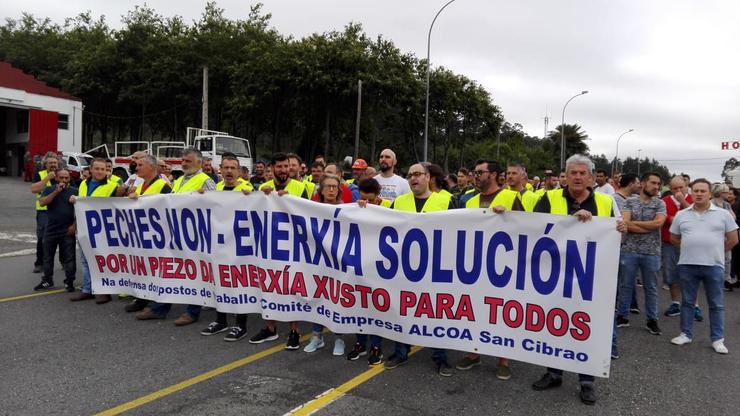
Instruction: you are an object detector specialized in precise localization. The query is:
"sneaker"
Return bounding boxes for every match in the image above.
[436,360,453,377]
[384,354,408,369]
[616,316,630,328]
[629,307,640,315]
[496,365,512,380]
[532,373,562,391]
[347,343,367,361]
[64,282,75,293]
[368,347,383,366]
[249,327,278,344]
[636,279,643,287]
[200,321,229,336]
[455,355,482,371]
[712,339,729,354]
[661,284,670,291]
[32,265,42,273]
[333,338,345,356]
[611,349,620,360]
[224,326,248,342]
[671,333,692,345]
[580,383,596,405]
[646,320,662,335]
[285,330,300,350]
[664,303,680,317]
[33,280,54,291]
[724,281,733,292]
[694,306,703,322]
[303,335,325,353]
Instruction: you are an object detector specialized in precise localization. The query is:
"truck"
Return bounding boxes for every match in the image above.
[79,128,253,181]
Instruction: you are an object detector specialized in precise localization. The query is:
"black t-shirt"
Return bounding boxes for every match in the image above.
[251,175,266,187]
[33,172,56,191]
[41,186,78,237]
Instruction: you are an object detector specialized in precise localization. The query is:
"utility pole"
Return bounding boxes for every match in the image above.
[354,80,362,160]
[202,65,209,131]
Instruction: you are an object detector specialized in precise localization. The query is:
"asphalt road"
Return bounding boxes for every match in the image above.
[1,176,739,415]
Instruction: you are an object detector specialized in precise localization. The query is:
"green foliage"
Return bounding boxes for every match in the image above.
[0,3,674,179]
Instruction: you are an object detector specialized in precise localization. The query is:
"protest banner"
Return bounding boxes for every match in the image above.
[75,191,620,377]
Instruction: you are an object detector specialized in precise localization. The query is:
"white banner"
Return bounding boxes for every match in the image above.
[76,191,620,377]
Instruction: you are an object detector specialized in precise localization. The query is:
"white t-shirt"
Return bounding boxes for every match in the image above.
[374,174,410,202]
[594,183,615,196]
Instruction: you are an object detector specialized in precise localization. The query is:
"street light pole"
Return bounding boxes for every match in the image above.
[560,90,588,170]
[424,0,458,163]
[637,149,643,177]
[613,128,634,176]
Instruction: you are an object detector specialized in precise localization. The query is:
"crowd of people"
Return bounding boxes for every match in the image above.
[29,147,739,405]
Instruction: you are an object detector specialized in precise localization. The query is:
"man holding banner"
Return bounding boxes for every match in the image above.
[384,163,455,376]
[70,158,120,303]
[456,159,523,381]
[136,148,215,326]
[249,152,309,349]
[124,155,172,313]
[531,154,625,405]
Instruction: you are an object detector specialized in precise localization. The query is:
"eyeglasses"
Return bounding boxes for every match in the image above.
[407,172,426,179]
[473,170,490,177]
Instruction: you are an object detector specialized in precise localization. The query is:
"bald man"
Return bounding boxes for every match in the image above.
[373,148,410,201]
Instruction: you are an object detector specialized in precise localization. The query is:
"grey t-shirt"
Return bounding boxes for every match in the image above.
[670,204,739,268]
[621,196,666,256]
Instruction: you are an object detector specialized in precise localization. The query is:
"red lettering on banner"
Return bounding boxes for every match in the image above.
[267,268,283,294]
[484,296,592,340]
[570,311,591,340]
[399,291,416,316]
[503,300,524,328]
[722,141,728,150]
[525,303,546,332]
[546,308,569,337]
[290,272,307,297]
[399,291,476,321]
[95,255,106,272]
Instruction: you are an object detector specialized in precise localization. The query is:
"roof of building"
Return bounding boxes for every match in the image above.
[0,61,80,101]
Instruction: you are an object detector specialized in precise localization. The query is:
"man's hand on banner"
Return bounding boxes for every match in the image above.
[573,209,593,222]
[491,205,507,214]
[357,200,369,208]
[261,186,273,195]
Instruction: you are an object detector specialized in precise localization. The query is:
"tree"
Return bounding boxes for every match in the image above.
[546,124,590,168]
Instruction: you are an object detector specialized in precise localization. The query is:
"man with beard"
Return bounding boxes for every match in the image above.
[616,173,666,336]
[506,162,539,212]
[251,161,266,187]
[249,153,308,350]
[374,148,410,201]
[136,148,215,326]
[287,153,304,181]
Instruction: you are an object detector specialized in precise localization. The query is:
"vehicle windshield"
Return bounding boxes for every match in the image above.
[80,156,92,166]
[215,136,250,157]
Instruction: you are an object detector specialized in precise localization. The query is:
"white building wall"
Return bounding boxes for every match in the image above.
[0,86,83,152]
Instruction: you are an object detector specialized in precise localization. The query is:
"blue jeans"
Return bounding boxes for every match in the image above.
[81,248,92,294]
[149,302,202,319]
[547,368,594,384]
[678,265,725,341]
[42,233,76,283]
[618,252,660,321]
[356,334,383,349]
[662,243,680,286]
[393,342,447,363]
[311,323,342,336]
[35,211,48,267]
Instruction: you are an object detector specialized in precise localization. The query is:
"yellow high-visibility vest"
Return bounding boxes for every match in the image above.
[172,172,211,193]
[465,188,520,210]
[78,179,118,198]
[135,178,170,195]
[35,170,52,211]
[393,192,449,213]
[217,180,254,192]
[259,179,306,197]
[546,188,613,217]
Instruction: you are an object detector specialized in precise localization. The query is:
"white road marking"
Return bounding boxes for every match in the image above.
[0,248,36,258]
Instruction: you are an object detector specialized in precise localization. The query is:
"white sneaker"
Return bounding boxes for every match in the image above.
[333,338,345,356]
[303,335,325,353]
[712,339,729,354]
[671,333,692,345]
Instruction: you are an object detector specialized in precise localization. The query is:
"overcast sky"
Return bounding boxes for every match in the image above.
[4,0,739,180]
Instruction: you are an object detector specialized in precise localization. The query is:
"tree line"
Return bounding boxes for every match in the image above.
[0,2,674,177]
